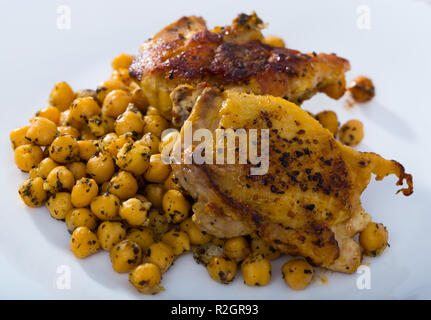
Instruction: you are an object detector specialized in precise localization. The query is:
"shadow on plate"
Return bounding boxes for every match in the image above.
[27,207,69,250]
[359,100,416,141]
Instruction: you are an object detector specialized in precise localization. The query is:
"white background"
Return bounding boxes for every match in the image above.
[0,0,430,299]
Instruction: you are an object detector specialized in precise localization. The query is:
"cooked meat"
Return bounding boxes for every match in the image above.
[171,88,413,273]
[130,13,350,125]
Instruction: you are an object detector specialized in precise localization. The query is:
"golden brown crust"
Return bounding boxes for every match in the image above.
[130,33,349,98]
[130,13,350,111]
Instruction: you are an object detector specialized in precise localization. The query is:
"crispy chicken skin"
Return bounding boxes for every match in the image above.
[130,13,350,125]
[171,88,413,273]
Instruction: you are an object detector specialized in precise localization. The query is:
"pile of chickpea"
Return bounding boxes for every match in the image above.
[11,53,386,294]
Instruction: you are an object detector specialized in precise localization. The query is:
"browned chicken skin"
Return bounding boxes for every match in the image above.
[171,88,412,273]
[130,12,413,274]
[130,13,350,125]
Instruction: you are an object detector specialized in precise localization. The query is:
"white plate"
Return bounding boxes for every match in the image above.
[0,0,430,299]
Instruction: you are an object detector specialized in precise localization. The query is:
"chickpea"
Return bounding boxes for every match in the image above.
[144,154,171,183]
[37,158,58,179]
[126,228,154,251]
[101,113,117,134]
[46,192,73,220]
[114,109,144,137]
[180,217,212,245]
[110,240,143,273]
[206,256,237,284]
[36,106,61,125]
[103,133,134,158]
[162,190,190,224]
[59,109,84,130]
[96,79,128,105]
[29,168,39,179]
[159,130,179,154]
[129,263,163,294]
[146,242,174,273]
[70,227,100,258]
[134,194,149,202]
[359,222,388,257]
[263,36,285,47]
[119,198,151,226]
[90,193,121,221]
[44,166,75,192]
[86,153,115,184]
[66,161,87,180]
[25,117,57,146]
[111,68,132,85]
[102,89,131,118]
[223,236,251,262]
[14,144,44,172]
[80,129,98,143]
[71,177,99,207]
[315,110,339,136]
[281,259,314,290]
[347,76,375,103]
[146,106,161,116]
[116,142,151,176]
[80,126,96,140]
[10,126,30,149]
[57,126,80,138]
[49,135,80,164]
[250,236,280,260]
[212,237,225,247]
[241,255,272,286]
[49,81,74,111]
[70,97,101,124]
[164,172,181,191]
[138,132,160,155]
[108,171,138,200]
[101,132,117,147]
[161,230,190,255]
[58,110,71,126]
[99,181,110,194]
[148,209,170,235]
[97,221,127,251]
[77,140,98,161]
[143,184,164,207]
[192,242,223,266]
[75,89,97,100]
[112,53,135,70]
[143,115,169,138]
[18,177,47,207]
[130,87,149,112]
[80,127,97,141]
[87,114,114,137]
[339,119,364,147]
[66,208,98,233]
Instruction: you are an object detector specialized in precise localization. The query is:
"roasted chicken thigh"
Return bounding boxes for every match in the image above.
[171,88,413,273]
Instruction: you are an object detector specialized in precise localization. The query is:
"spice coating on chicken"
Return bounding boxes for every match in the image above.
[130,13,350,125]
[171,88,413,273]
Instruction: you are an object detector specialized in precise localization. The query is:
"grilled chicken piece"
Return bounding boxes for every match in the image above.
[171,88,413,273]
[130,13,350,126]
